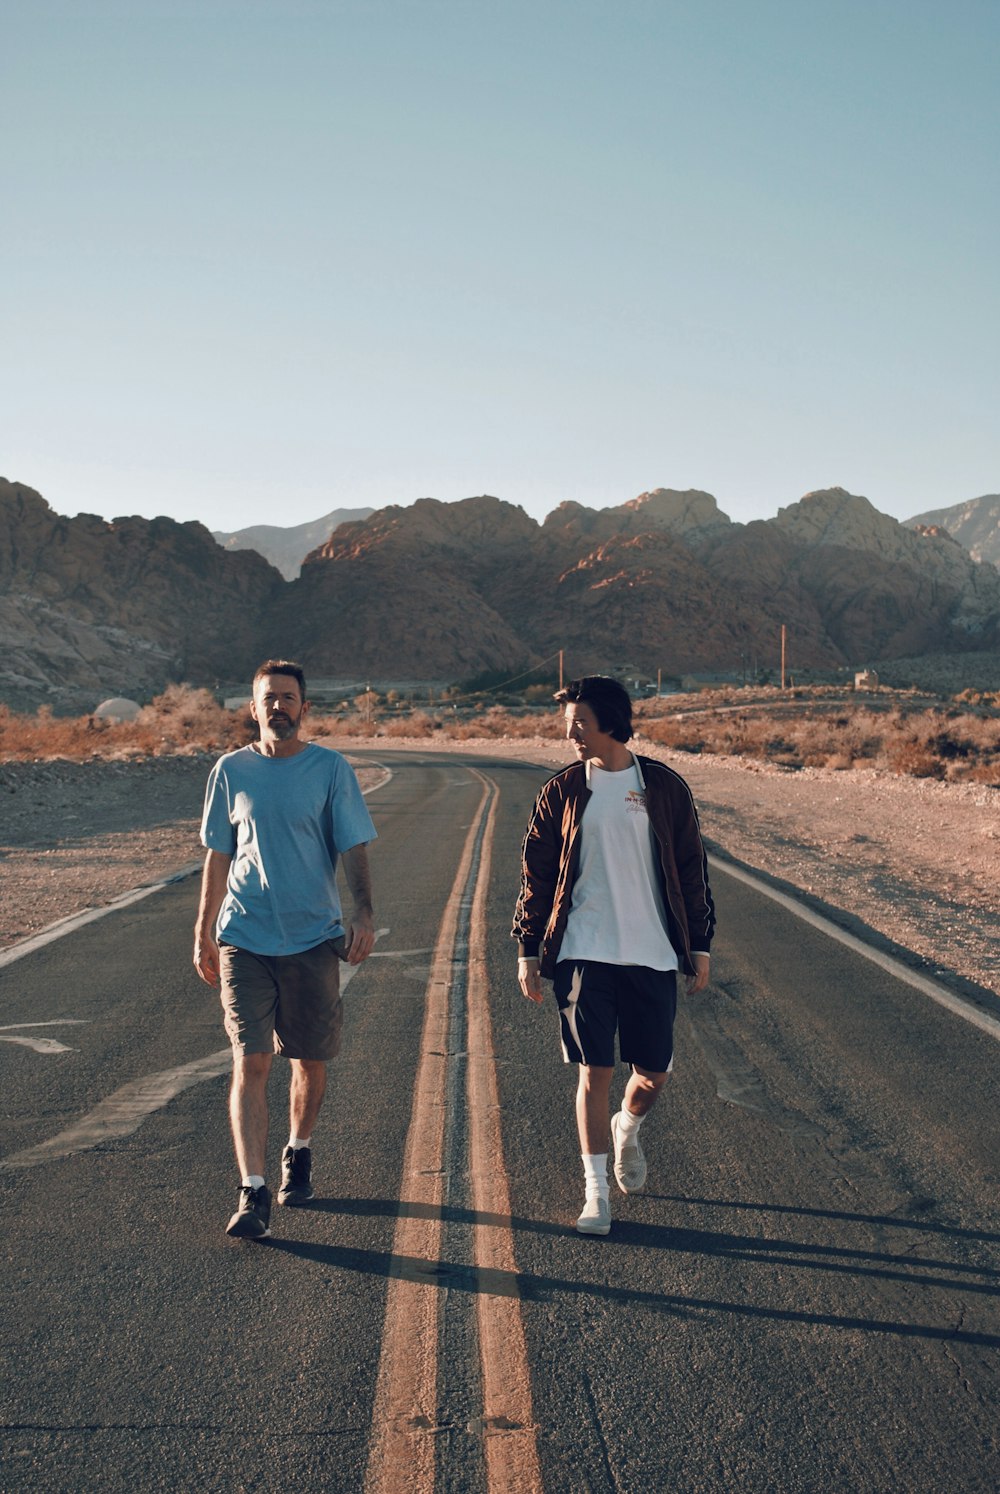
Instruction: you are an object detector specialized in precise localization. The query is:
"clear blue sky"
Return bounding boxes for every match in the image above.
[3,0,998,532]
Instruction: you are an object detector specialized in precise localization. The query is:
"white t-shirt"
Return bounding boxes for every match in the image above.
[558,758,679,971]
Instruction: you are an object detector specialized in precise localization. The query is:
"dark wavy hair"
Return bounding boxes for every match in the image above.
[252,658,307,700]
[554,675,632,743]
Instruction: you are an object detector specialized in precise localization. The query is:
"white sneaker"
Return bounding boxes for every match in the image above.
[576,1194,611,1236]
[610,1110,647,1194]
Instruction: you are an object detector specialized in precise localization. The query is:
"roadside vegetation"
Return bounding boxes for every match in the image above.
[1,682,998,785]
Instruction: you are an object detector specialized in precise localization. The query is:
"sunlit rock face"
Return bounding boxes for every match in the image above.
[905,493,1000,568]
[2,477,998,706]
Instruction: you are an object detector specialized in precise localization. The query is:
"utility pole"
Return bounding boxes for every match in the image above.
[657,667,661,696]
[780,626,787,691]
[558,649,564,691]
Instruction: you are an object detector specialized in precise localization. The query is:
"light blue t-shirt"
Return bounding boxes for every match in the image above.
[200,743,377,956]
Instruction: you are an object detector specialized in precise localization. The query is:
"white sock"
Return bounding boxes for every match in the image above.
[582,1153,609,1200]
[242,1174,266,1191]
[616,1108,645,1141]
[288,1135,311,1151]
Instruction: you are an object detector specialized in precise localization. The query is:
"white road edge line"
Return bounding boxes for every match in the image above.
[0,759,393,970]
[710,852,1000,1044]
[0,866,204,969]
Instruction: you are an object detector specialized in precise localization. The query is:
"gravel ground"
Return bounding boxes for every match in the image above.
[1,739,997,1003]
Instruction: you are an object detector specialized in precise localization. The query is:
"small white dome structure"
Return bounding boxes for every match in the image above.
[94,696,142,723]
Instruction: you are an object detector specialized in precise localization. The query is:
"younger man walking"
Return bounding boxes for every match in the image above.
[194,660,377,1239]
[513,676,714,1235]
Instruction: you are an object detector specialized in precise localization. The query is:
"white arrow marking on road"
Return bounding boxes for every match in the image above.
[0,935,387,1169]
[0,1048,234,1169]
[367,947,433,959]
[0,1021,90,1028]
[0,1035,78,1055]
[0,1020,90,1056]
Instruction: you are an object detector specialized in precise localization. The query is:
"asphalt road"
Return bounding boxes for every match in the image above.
[1,751,998,1493]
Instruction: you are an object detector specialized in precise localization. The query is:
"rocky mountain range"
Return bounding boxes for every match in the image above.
[213,507,374,580]
[274,486,1000,682]
[2,475,999,710]
[904,494,1000,568]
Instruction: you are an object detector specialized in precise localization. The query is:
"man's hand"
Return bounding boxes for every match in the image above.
[341,844,374,964]
[518,956,544,1004]
[193,932,221,987]
[344,906,376,965]
[686,952,710,994]
[194,849,231,989]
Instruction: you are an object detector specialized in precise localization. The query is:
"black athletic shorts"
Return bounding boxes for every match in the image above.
[552,960,678,1072]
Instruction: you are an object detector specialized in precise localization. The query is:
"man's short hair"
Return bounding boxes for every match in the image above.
[554,675,633,743]
[252,659,307,700]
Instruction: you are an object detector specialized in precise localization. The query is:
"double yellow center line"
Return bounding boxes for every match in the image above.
[364,767,541,1494]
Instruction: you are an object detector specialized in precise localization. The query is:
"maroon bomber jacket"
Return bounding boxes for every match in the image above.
[512,753,716,980]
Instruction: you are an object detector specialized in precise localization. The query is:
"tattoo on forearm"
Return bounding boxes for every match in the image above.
[343,849,373,911]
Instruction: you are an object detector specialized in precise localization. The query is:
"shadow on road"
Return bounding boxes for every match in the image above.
[262,1194,1000,1347]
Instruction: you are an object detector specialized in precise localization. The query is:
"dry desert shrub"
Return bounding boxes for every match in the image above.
[6,682,999,786]
[135,684,249,754]
[422,705,552,741]
[638,697,999,784]
[874,709,1000,783]
[381,711,436,738]
[0,686,249,762]
[313,714,373,738]
[0,704,100,759]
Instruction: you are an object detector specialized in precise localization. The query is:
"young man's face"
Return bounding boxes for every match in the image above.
[251,673,307,741]
[564,701,618,762]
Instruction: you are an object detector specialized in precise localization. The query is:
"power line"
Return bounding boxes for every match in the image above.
[443,652,565,705]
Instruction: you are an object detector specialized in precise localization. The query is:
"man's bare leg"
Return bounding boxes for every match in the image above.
[610,1064,667,1197]
[289,1058,327,1140]
[622,1064,667,1116]
[277,1058,328,1207]
[576,1064,614,1153]
[575,1065,615,1234]
[230,1052,272,1178]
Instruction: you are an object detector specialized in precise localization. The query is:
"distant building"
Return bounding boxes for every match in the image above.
[854,669,880,691]
[94,696,141,723]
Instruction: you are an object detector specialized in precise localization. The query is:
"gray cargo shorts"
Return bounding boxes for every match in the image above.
[219,938,345,1061]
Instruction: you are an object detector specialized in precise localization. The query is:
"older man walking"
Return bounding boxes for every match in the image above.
[194,659,376,1240]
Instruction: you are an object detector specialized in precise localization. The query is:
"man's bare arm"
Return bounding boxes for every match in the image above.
[341,843,375,965]
[193,849,232,986]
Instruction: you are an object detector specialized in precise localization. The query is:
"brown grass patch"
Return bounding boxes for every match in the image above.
[3,683,999,786]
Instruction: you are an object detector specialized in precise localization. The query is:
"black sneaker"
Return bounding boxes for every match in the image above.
[226,1184,272,1239]
[278,1146,314,1207]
